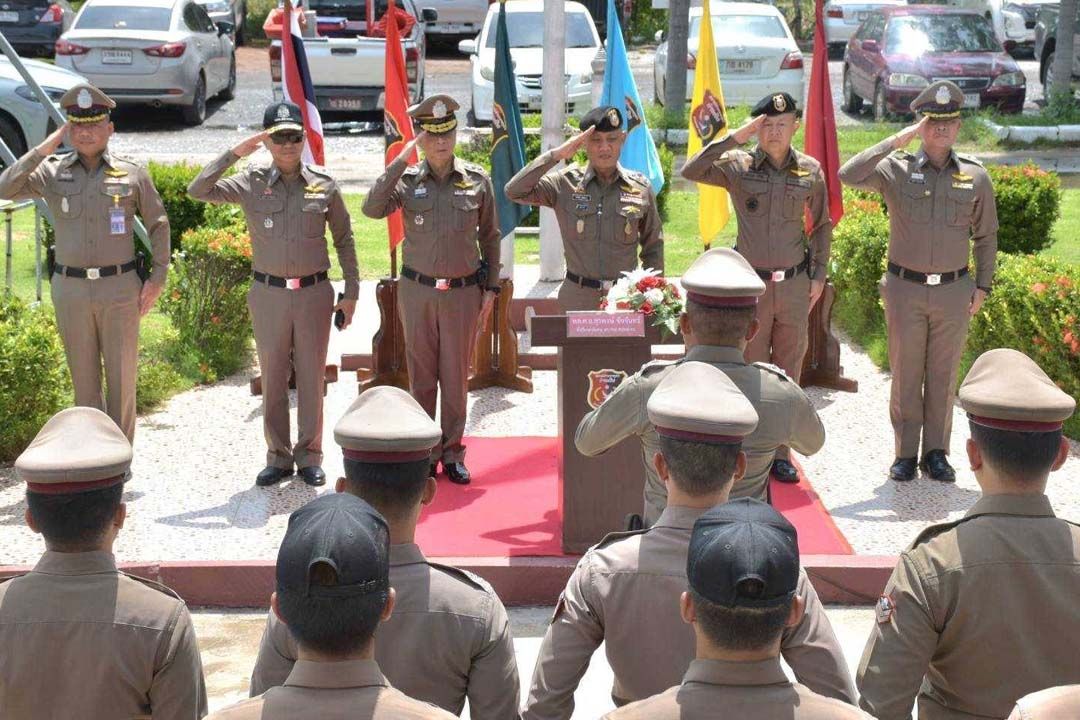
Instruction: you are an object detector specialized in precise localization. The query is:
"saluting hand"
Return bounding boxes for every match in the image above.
[553,127,594,162]
[397,131,427,163]
[36,123,68,156]
[232,131,270,158]
[732,115,766,145]
[892,116,927,150]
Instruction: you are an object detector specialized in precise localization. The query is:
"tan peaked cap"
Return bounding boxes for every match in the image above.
[682,248,766,307]
[334,386,441,462]
[16,407,131,492]
[648,361,759,443]
[959,348,1075,430]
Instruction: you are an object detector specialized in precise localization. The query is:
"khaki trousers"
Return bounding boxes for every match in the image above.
[51,272,141,442]
[247,279,333,470]
[398,278,482,464]
[881,272,974,459]
[557,280,606,312]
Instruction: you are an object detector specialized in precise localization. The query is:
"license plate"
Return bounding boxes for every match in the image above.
[963,93,980,108]
[0,11,19,22]
[328,97,363,110]
[722,60,756,74]
[102,49,133,64]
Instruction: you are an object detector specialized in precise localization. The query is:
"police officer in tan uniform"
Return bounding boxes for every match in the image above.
[0,407,207,718]
[207,493,455,720]
[839,80,998,483]
[524,363,854,719]
[681,92,831,483]
[249,386,521,718]
[603,499,873,720]
[1009,686,1080,720]
[363,94,500,485]
[188,102,359,488]
[576,248,825,526]
[0,84,170,443]
[505,105,664,311]
[857,349,1080,720]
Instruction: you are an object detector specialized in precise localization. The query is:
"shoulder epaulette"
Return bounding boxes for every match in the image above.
[752,361,792,382]
[427,561,494,594]
[305,164,332,178]
[892,150,915,160]
[955,152,984,167]
[0,572,29,587]
[462,161,487,176]
[403,165,421,176]
[906,517,971,551]
[593,526,651,550]
[640,358,678,376]
[121,571,184,601]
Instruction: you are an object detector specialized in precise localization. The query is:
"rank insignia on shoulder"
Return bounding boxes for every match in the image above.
[791,168,810,177]
[104,168,128,178]
[952,172,973,182]
[876,594,896,624]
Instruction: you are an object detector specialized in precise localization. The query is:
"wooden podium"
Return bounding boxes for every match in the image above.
[530,313,679,553]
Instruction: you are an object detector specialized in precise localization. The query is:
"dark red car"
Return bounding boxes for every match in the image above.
[842,6,1026,120]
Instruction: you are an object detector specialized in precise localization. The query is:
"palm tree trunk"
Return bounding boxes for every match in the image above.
[664,0,691,115]
[1051,0,1078,101]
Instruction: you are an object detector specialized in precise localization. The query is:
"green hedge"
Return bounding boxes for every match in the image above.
[0,295,70,461]
[147,161,215,249]
[986,164,1061,255]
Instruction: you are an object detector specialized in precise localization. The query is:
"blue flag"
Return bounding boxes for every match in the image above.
[490,0,530,238]
[600,0,664,194]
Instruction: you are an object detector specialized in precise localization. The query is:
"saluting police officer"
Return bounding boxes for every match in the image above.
[524,362,854,719]
[681,92,831,483]
[505,105,664,311]
[0,407,207,718]
[857,349,1080,720]
[362,94,501,486]
[188,102,360,488]
[576,248,825,526]
[0,84,170,443]
[839,80,997,483]
[250,386,521,718]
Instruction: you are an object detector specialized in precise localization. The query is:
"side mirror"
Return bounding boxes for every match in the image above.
[216,20,235,36]
[458,38,477,55]
[861,38,880,52]
[654,29,665,43]
[420,7,437,23]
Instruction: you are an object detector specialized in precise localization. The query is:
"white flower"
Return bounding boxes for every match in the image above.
[605,283,624,304]
[644,288,664,305]
[621,267,661,285]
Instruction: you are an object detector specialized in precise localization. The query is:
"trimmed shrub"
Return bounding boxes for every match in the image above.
[627,1,666,43]
[0,295,70,460]
[245,0,277,42]
[147,162,212,249]
[136,321,202,414]
[985,163,1061,255]
[830,190,890,352]
[159,227,254,382]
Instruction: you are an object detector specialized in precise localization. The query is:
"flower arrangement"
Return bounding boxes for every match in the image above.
[599,268,684,337]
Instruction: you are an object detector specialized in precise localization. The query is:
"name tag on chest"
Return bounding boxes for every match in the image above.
[909,173,926,184]
[414,186,429,198]
[110,207,126,235]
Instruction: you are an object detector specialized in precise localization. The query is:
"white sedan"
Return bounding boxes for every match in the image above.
[824,0,905,54]
[0,56,86,168]
[653,2,804,108]
[458,0,599,125]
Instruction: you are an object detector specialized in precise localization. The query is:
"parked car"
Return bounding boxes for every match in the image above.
[0,55,85,168]
[909,0,1028,51]
[823,0,904,57]
[653,2,803,107]
[1002,0,1057,53]
[411,0,487,40]
[459,0,599,124]
[55,0,235,125]
[194,0,245,44]
[0,0,75,56]
[1034,3,1080,92]
[842,6,1025,120]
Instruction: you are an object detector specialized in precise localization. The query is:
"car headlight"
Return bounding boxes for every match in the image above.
[15,85,66,102]
[887,73,929,88]
[991,71,1026,87]
[480,65,494,81]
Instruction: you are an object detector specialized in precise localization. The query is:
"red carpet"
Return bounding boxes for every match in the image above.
[416,437,852,557]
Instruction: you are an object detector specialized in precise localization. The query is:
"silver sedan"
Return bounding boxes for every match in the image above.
[54,0,235,125]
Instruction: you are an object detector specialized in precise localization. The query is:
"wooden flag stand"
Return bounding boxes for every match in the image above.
[349,275,410,393]
[469,278,533,392]
[800,280,858,393]
[250,354,339,397]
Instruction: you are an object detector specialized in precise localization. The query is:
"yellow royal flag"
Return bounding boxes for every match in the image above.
[687,0,730,249]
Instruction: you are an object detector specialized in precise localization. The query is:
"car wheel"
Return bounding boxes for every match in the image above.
[221,55,237,101]
[0,115,27,172]
[182,74,207,126]
[873,82,890,122]
[1044,51,1057,98]
[842,69,863,114]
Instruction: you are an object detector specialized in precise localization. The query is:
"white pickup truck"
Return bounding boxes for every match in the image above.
[266,0,431,117]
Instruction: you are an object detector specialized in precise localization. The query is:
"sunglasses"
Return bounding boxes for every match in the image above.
[271,133,305,145]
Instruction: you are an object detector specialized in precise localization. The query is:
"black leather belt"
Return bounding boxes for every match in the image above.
[754,256,809,283]
[888,262,968,286]
[252,270,328,290]
[565,271,618,290]
[53,260,137,279]
[402,266,480,290]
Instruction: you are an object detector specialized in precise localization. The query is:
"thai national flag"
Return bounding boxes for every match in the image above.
[280,0,324,165]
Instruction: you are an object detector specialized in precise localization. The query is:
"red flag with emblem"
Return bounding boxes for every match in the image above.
[803,0,843,230]
[383,0,415,251]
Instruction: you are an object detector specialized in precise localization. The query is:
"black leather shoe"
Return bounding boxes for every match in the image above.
[299,466,326,487]
[256,465,293,487]
[445,462,471,485]
[920,450,956,482]
[889,457,917,482]
[771,459,800,484]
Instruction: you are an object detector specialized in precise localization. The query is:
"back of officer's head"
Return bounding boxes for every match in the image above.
[275,494,391,658]
[648,363,758,497]
[686,499,800,652]
[681,248,766,347]
[18,407,131,552]
[334,386,441,522]
[958,349,1074,487]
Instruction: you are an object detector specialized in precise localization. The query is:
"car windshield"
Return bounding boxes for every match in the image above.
[75,6,172,30]
[690,13,788,40]
[884,15,1000,53]
[484,11,596,48]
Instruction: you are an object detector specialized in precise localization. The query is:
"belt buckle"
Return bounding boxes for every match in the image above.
[285,277,301,290]
[771,270,786,283]
[435,278,450,291]
[86,267,101,280]
[601,280,613,291]
[926,273,941,286]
